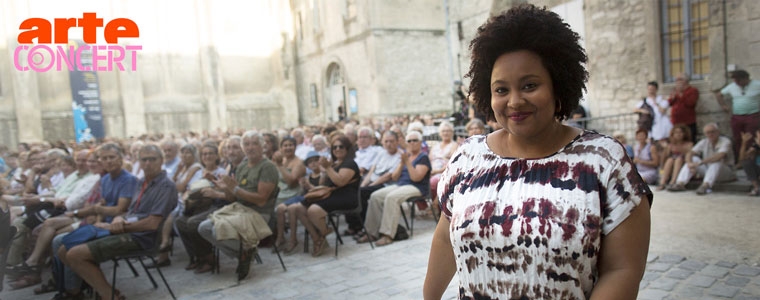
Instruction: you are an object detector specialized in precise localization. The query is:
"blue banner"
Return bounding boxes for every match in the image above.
[68,40,105,143]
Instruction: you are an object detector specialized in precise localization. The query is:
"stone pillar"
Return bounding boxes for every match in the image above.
[195,0,227,131]
[3,0,43,143]
[117,58,147,137]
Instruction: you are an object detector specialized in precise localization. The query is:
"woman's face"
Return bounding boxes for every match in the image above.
[281,140,296,156]
[635,131,648,143]
[490,50,557,139]
[86,155,103,174]
[672,128,684,141]
[331,141,348,160]
[201,147,218,167]
[468,125,484,136]
[406,135,422,153]
[440,127,454,141]
[181,149,195,165]
[313,139,327,151]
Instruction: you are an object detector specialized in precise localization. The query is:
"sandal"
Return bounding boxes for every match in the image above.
[284,241,300,255]
[356,234,376,244]
[6,261,41,276]
[375,235,394,247]
[311,235,328,257]
[342,228,358,236]
[35,278,58,295]
[9,273,42,290]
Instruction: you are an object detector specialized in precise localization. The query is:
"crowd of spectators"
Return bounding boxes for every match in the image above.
[0,113,483,299]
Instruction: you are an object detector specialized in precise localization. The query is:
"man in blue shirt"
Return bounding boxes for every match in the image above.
[59,144,177,300]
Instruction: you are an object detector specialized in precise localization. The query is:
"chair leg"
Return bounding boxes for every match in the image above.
[327,216,341,257]
[303,230,309,253]
[214,247,220,274]
[399,203,410,230]
[153,262,177,299]
[140,257,158,289]
[125,258,139,277]
[0,227,16,292]
[111,260,118,300]
[410,200,416,237]
[272,244,287,271]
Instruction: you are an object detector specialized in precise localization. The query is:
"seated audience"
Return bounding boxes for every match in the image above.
[276,151,321,254]
[668,123,736,195]
[289,136,360,257]
[198,131,279,280]
[58,144,177,300]
[359,131,431,246]
[657,125,694,190]
[632,129,660,184]
[739,129,760,196]
[428,122,458,213]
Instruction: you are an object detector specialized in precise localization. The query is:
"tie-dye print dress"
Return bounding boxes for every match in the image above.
[439,131,652,299]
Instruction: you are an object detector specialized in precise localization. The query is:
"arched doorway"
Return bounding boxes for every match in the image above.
[325,63,345,122]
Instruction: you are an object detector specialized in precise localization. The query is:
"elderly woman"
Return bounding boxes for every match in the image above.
[311,134,331,158]
[359,131,431,246]
[153,144,203,267]
[465,118,487,137]
[175,141,227,273]
[198,130,279,280]
[288,136,360,257]
[424,5,651,299]
[657,125,693,190]
[427,122,458,213]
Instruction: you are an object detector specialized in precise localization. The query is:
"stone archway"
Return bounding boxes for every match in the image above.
[325,62,345,122]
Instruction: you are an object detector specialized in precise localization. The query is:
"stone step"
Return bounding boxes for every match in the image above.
[683,170,753,194]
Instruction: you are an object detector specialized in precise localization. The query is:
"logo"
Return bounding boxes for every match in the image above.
[14,12,142,72]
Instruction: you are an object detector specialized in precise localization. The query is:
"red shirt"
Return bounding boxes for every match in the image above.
[668,86,699,125]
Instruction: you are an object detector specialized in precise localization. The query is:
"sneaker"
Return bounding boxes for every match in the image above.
[696,184,712,195]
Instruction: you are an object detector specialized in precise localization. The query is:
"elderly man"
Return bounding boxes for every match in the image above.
[57,144,177,300]
[198,130,279,280]
[715,70,760,160]
[668,123,736,195]
[668,73,699,143]
[345,131,403,235]
[161,139,181,180]
[354,126,381,177]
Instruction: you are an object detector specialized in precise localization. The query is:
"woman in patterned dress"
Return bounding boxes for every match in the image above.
[423,5,651,300]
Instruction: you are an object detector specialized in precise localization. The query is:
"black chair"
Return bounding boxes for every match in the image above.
[0,226,17,292]
[399,195,439,237]
[212,237,287,283]
[326,189,374,257]
[109,245,176,300]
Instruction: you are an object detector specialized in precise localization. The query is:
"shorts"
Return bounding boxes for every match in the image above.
[86,234,143,263]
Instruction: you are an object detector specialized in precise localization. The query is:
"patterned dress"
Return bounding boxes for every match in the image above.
[439,130,652,299]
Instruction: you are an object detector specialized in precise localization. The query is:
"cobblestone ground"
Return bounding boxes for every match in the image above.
[2,190,759,300]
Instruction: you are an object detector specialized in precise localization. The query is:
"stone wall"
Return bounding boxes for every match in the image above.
[0,0,298,148]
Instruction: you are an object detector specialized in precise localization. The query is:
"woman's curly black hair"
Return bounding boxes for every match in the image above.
[466,4,588,122]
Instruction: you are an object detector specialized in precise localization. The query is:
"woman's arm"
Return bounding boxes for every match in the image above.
[423,217,456,299]
[325,165,356,187]
[589,198,650,300]
[279,161,306,187]
[176,165,201,193]
[408,158,430,182]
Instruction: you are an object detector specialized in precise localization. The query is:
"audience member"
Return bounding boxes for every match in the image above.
[668,73,699,143]
[271,137,306,244]
[739,129,760,196]
[668,123,735,195]
[291,128,313,160]
[277,151,322,254]
[632,129,660,184]
[360,131,430,247]
[715,70,760,161]
[657,125,694,190]
[636,81,672,141]
[161,139,181,181]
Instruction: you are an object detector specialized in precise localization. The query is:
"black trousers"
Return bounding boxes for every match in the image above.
[345,185,385,231]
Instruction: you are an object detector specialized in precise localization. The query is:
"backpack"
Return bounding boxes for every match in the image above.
[394,224,409,241]
[637,98,655,132]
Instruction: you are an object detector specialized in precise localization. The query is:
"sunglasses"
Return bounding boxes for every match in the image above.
[140,157,159,163]
[332,145,346,150]
[406,139,420,143]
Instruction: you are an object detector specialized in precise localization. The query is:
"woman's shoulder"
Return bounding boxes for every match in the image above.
[563,130,627,159]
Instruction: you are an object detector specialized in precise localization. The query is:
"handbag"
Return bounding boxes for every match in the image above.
[61,224,111,250]
[303,186,334,202]
[184,179,215,216]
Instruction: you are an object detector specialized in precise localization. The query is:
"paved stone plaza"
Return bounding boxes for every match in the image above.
[3,190,759,300]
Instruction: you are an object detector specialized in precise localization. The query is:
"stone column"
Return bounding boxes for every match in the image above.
[195,0,227,132]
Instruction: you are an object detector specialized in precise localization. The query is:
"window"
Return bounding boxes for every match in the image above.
[661,0,710,82]
[310,83,319,108]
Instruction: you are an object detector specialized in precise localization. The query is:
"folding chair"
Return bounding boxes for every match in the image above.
[109,245,176,300]
[212,238,287,283]
[327,189,374,257]
[399,195,439,237]
[0,226,17,292]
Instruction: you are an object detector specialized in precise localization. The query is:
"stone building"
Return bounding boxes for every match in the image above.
[0,0,299,147]
[288,0,453,124]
